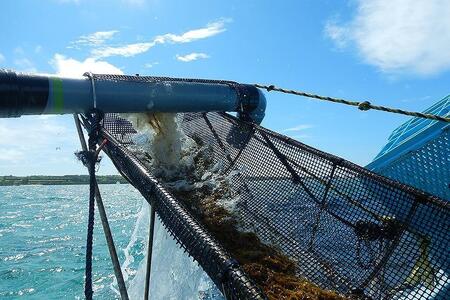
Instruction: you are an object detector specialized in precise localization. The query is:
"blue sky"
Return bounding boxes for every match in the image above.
[0,0,449,175]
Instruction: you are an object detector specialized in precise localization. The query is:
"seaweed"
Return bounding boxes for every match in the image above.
[132,115,347,299]
[163,143,346,300]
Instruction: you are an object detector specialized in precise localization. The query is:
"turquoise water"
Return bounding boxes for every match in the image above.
[0,185,220,299]
[1,184,447,299]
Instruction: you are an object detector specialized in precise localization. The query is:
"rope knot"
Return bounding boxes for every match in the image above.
[266,85,275,92]
[75,150,101,168]
[358,101,371,111]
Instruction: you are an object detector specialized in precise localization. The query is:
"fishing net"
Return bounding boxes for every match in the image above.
[94,104,448,299]
[373,130,449,201]
[367,95,450,201]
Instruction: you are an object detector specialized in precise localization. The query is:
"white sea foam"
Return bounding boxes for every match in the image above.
[121,112,242,217]
[121,113,184,168]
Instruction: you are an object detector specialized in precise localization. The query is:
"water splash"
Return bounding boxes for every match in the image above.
[121,112,186,170]
[118,199,222,299]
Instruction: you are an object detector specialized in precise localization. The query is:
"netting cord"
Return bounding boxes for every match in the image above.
[84,111,104,300]
[74,112,130,300]
[254,84,450,122]
[84,118,98,300]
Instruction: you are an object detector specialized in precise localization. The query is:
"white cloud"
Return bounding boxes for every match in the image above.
[176,52,210,62]
[71,30,119,48]
[325,0,450,75]
[91,42,155,58]
[0,53,5,63]
[290,134,311,140]
[91,19,229,58]
[0,115,89,174]
[0,117,70,152]
[156,19,228,44]
[0,149,24,161]
[144,62,159,68]
[50,54,123,77]
[324,23,349,48]
[283,124,313,132]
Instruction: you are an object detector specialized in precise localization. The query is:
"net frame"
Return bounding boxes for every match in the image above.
[89,104,449,299]
[93,113,450,299]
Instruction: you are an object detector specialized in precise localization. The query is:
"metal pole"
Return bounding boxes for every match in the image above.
[1,69,267,124]
[93,182,129,300]
[74,114,129,300]
[144,204,156,300]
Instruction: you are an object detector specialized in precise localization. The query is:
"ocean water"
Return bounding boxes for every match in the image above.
[0,184,221,299]
[1,184,447,299]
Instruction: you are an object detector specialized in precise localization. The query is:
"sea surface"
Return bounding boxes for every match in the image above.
[0,184,221,299]
[1,184,447,300]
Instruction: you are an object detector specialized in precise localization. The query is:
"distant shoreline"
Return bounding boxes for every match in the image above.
[0,175,127,186]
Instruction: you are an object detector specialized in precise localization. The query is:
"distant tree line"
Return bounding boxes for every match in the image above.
[0,175,128,186]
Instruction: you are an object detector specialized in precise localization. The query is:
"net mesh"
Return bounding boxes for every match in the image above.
[98,111,449,300]
[372,128,450,201]
[367,96,449,201]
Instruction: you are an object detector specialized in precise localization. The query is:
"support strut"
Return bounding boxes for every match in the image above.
[144,204,156,300]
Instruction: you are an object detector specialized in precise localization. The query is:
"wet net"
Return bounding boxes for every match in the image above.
[94,110,449,300]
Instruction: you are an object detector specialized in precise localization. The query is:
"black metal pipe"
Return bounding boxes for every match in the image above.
[0,69,266,123]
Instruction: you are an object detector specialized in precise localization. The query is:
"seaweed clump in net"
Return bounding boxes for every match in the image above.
[126,113,346,300]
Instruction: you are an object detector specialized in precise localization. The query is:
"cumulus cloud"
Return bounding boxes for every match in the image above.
[325,0,450,75]
[283,124,313,132]
[50,54,123,77]
[0,53,5,63]
[91,19,229,58]
[176,52,210,62]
